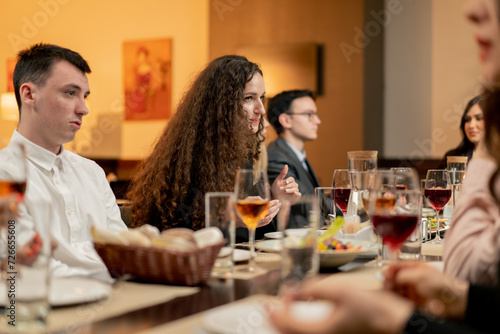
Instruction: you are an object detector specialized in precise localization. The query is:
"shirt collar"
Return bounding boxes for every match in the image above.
[283,139,306,162]
[10,130,66,172]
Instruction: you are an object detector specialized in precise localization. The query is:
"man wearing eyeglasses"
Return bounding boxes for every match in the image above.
[266,89,322,199]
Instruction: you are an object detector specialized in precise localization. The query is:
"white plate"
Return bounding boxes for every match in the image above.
[0,277,111,306]
[255,239,282,253]
[202,301,334,334]
[264,228,312,240]
[234,249,250,262]
[264,231,283,239]
[256,238,379,268]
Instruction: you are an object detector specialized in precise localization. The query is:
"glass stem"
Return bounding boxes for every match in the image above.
[435,209,441,241]
[248,226,256,272]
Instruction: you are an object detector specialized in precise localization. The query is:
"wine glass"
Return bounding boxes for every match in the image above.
[390,167,420,191]
[363,169,395,265]
[424,170,452,244]
[331,169,351,215]
[0,143,28,274]
[368,187,421,262]
[234,168,271,273]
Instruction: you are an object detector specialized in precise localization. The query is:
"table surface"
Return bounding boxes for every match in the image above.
[75,258,371,334]
[32,239,442,334]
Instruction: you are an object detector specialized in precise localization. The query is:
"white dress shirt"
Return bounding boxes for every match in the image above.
[0,131,127,282]
[284,140,309,172]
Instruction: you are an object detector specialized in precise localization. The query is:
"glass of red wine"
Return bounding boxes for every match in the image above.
[424,169,451,244]
[331,169,351,215]
[234,168,270,273]
[368,188,421,262]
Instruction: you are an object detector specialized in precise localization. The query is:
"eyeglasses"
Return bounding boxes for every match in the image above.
[285,112,319,121]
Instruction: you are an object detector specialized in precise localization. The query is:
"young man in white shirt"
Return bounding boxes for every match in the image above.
[0,43,127,282]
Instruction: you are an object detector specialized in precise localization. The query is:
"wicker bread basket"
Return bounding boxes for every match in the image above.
[94,240,224,286]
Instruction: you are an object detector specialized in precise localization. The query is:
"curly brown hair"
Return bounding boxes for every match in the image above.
[127,55,264,230]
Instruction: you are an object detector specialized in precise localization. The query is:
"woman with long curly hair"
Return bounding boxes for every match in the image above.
[127,55,299,239]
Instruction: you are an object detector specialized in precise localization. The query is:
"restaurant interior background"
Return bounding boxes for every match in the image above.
[0,0,479,187]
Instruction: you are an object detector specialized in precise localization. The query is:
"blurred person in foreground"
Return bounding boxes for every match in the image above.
[437,95,484,168]
[269,0,500,332]
[0,43,127,282]
[127,55,300,242]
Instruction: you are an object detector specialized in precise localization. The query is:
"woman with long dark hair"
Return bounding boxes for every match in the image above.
[437,95,484,168]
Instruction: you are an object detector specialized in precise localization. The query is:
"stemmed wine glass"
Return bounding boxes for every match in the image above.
[331,169,351,215]
[424,170,452,244]
[0,143,28,274]
[363,169,395,265]
[390,167,420,191]
[368,189,421,262]
[234,169,271,273]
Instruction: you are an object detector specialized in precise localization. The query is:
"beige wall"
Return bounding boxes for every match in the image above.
[384,0,479,160]
[210,0,365,186]
[0,0,209,160]
[431,0,480,158]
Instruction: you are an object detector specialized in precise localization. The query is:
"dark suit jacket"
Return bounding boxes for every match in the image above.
[267,137,342,228]
[267,137,321,194]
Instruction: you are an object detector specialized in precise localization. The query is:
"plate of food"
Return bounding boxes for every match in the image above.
[427,220,449,235]
[256,238,379,268]
[318,238,380,268]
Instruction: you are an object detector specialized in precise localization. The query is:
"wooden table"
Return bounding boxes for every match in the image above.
[68,257,371,334]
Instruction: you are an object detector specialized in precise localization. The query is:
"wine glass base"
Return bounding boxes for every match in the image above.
[234,265,267,276]
[427,238,443,245]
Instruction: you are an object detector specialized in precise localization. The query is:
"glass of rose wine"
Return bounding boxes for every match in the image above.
[424,170,451,244]
[234,169,270,273]
[331,169,351,215]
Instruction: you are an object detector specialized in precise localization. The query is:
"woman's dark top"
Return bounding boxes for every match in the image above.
[147,154,277,242]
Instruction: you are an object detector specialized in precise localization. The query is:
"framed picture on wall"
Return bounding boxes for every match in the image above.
[123,38,172,121]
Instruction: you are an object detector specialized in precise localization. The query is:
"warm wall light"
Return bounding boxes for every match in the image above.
[1,93,18,121]
[237,43,323,98]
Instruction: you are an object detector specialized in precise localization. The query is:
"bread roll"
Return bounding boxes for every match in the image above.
[194,227,224,248]
[152,235,197,252]
[161,228,196,245]
[91,225,129,245]
[135,224,160,240]
[120,229,152,247]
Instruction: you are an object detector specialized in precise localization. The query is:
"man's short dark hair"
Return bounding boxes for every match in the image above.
[13,43,91,110]
[267,89,315,134]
